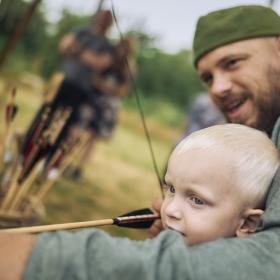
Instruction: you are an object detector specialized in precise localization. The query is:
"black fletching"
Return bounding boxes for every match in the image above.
[119,208,153,217]
[113,208,159,229]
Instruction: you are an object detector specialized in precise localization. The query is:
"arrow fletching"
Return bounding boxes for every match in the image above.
[114,208,159,228]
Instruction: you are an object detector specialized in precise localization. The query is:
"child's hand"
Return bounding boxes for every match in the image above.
[147,198,164,238]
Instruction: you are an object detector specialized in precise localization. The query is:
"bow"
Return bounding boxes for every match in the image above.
[110,0,164,198]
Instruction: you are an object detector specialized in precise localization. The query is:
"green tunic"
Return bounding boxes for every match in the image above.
[24,119,280,280]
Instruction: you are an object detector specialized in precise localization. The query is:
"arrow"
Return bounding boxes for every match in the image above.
[5,87,17,125]
[0,87,18,164]
[0,208,160,234]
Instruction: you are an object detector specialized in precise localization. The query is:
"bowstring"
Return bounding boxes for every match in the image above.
[110,1,164,198]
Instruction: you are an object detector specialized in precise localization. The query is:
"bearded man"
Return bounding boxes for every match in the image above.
[194,5,280,136]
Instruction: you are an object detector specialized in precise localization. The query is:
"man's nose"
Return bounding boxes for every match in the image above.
[210,73,233,99]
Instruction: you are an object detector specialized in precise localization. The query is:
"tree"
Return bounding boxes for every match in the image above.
[0,0,48,72]
[135,47,204,109]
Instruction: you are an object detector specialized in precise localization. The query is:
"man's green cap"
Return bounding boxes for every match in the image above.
[193,5,280,66]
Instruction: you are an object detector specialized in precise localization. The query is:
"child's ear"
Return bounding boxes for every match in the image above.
[236,209,264,237]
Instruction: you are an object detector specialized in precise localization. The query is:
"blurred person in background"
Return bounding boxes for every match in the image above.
[183,93,225,137]
[65,36,135,180]
[21,9,114,170]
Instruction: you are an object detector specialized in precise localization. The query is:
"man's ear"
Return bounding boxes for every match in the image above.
[236,209,264,237]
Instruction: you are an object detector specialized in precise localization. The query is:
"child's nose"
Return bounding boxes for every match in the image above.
[165,199,182,220]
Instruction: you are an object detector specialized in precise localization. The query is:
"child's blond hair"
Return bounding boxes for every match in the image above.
[173,124,280,208]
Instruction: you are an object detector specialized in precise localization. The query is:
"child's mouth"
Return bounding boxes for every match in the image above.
[166,225,185,236]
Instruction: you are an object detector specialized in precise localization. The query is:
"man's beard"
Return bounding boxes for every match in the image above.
[251,66,280,136]
[221,66,280,136]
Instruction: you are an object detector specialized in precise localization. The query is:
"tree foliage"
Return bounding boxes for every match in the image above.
[0,0,48,69]
[135,47,204,109]
[0,5,204,109]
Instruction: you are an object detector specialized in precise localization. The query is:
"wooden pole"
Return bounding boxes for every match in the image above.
[8,160,42,211]
[0,0,42,69]
[0,165,22,210]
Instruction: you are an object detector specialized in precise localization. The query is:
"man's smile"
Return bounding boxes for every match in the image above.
[222,96,249,122]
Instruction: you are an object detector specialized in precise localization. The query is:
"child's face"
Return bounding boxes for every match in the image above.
[161,148,246,246]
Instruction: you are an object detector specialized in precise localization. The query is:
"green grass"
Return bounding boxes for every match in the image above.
[0,77,183,240]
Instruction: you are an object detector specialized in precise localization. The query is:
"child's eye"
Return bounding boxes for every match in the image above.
[163,182,175,194]
[190,196,205,205]
[169,185,175,193]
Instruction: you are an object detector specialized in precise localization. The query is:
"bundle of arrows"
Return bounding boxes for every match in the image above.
[0,75,93,228]
[0,73,161,232]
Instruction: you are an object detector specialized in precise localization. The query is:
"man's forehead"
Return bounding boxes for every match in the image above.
[197,42,241,70]
[197,38,270,71]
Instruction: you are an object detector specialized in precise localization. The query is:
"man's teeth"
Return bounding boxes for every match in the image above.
[228,100,243,111]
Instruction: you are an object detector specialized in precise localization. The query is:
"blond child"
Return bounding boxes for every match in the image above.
[159,123,279,245]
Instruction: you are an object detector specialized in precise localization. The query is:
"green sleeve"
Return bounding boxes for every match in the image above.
[189,230,280,279]
[23,228,280,280]
[23,229,195,280]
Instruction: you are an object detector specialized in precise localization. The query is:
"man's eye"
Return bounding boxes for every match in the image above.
[229,59,237,65]
[225,58,240,69]
[201,74,212,85]
[190,196,204,205]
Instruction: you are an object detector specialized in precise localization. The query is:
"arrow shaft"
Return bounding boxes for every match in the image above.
[0,213,160,234]
[1,218,114,234]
